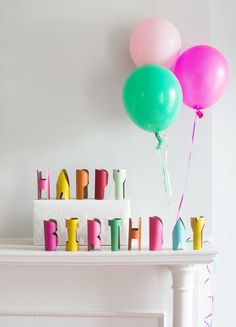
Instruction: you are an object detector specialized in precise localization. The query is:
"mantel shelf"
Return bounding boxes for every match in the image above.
[0,239,217,266]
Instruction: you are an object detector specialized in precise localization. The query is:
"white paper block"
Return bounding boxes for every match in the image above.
[33,199,131,246]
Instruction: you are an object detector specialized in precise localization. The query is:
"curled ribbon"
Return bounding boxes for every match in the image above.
[193,105,204,119]
[202,263,215,327]
[197,110,204,119]
[187,237,215,327]
[155,131,163,150]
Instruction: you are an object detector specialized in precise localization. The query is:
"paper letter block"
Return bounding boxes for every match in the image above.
[43,219,58,251]
[66,218,79,251]
[95,169,108,200]
[56,169,70,200]
[76,169,89,199]
[108,218,122,251]
[37,169,50,200]
[128,217,142,251]
[113,169,126,200]
[149,216,163,251]
[172,218,186,250]
[87,219,101,251]
[191,216,205,250]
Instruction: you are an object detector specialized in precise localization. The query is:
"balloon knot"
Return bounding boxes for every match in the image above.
[196,110,204,119]
[155,132,163,150]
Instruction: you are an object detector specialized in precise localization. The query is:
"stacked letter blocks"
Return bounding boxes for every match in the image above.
[34,169,205,251]
[34,168,130,248]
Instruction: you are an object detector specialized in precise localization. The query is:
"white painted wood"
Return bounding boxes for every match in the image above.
[0,240,216,266]
[0,311,164,327]
[169,265,197,327]
[0,240,216,327]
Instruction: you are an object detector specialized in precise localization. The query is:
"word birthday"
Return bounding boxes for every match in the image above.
[37,168,126,200]
[43,216,205,252]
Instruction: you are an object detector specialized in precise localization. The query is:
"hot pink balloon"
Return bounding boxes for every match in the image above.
[173,45,229,110]
[129,17,181,69]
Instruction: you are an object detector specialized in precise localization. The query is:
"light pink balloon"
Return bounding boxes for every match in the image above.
[129,17,181,69]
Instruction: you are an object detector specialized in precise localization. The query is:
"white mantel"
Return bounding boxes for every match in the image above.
[0,241,216,266]
[0,240,216,327]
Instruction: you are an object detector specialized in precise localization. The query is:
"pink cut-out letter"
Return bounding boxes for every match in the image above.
[37,169,50,200]
[87,219,101,251]
[43,219,58,251]
[149,216,163,251]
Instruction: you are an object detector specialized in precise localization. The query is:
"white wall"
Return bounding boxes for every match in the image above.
[0,0,211,246]
[210,1,236,326]
[0,1,214,327]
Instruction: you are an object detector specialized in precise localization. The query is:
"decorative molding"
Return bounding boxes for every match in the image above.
[0,240,217,327]
[0,310,165,327]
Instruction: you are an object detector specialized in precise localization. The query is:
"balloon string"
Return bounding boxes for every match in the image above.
[163,132,173,198]
[155,132,174,216]
[176,111,201,221]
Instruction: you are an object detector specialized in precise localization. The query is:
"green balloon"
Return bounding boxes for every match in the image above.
[122,64,182,132]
